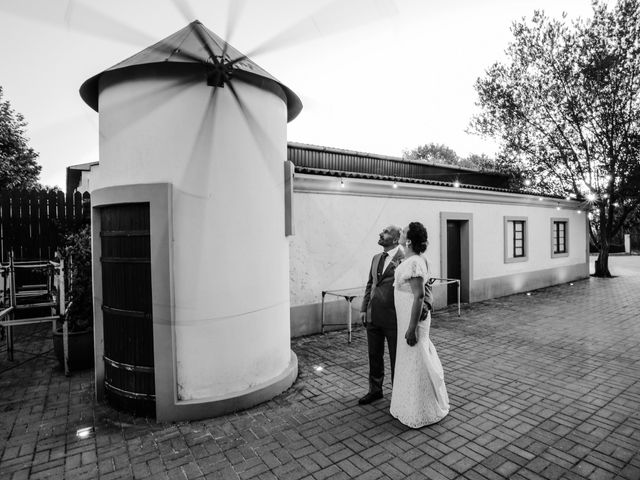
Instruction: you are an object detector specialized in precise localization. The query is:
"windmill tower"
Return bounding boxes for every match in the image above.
[80,21,302,421]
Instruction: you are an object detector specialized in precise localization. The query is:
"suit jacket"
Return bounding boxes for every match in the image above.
[360,249,405,328]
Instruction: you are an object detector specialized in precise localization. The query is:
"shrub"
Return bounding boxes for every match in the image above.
[63,224,93,332]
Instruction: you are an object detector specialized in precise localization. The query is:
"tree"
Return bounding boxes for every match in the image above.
[404,143,459,165]
[403,143,497,171]
[0,86,41,189]
[470,0,640,277]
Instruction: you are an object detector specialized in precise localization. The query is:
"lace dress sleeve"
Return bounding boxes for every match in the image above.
[396,256,428,284]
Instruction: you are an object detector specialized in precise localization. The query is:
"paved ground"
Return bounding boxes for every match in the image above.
[1,256,639,480]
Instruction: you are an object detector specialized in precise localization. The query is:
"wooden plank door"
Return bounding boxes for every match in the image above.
[100,203,155,417]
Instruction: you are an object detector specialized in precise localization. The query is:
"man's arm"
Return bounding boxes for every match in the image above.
[360,257,375,326]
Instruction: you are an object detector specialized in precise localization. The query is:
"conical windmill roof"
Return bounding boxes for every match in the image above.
[79,20,302,121]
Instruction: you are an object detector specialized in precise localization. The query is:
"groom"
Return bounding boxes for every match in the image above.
[359,225,404,404]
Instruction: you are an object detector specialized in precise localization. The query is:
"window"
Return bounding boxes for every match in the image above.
[504,216,528,263]
[513,220,525,257]
[551,218,569,258]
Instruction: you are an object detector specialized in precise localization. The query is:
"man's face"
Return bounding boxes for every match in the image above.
[378,226,399,248]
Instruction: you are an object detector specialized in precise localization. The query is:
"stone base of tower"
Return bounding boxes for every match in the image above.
[156,351,298,422]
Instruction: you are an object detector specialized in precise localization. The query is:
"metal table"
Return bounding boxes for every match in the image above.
[320,287,364,344]
[320,278,461,344]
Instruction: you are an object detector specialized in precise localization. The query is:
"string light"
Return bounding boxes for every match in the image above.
[586,193,596,201]
[524,179,532,186]
[453,180,461,188]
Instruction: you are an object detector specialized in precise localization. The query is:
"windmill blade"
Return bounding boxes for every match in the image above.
[99,72,203,140]
[226,80,283,184]
[233,0,398,63]
[169,0,198,23]
[0,0,156,47]
[180,85,221,198]
[170,0,221,65]
[221,0,248,60]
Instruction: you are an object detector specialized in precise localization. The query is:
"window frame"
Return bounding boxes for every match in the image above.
[551,218,569,258]
[504,216,529,263]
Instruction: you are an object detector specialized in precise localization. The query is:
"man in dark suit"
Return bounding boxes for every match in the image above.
[359,225,404,404]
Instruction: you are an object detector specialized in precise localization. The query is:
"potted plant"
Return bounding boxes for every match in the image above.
[53,224,94,372]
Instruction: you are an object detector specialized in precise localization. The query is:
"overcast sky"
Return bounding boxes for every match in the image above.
[0,0,606,190]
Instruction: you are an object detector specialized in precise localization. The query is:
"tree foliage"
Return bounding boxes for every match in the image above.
[63,224,93,332]
[0,86,41,190]
[470,0,640,276]
[403,142,497,171]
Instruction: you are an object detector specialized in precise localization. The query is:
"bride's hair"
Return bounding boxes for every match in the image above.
[407,222,428,254]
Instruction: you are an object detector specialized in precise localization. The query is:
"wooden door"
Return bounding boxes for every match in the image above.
[101,203,155,416]
[446,220,462,305]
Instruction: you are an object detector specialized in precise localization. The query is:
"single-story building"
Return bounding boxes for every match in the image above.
[68,142,588,339]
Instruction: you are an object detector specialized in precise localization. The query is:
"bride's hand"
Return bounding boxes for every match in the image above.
[405,328,417,346]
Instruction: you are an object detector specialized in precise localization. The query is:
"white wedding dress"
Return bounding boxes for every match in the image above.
[390,255,450,428]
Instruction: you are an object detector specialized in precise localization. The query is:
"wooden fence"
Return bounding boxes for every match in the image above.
[0,190,90,262]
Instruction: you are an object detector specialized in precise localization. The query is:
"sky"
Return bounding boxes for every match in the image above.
[0,0,605,190]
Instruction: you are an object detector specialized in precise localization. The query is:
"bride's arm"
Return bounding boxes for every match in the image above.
[405,277,425,346]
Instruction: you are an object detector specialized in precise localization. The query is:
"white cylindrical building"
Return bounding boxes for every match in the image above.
[80,21,301,421]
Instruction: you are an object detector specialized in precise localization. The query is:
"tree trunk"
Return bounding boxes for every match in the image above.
[593,205,613,278]
[594,246,612,277]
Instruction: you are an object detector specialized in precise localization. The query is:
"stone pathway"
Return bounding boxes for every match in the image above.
[1,257,639,479]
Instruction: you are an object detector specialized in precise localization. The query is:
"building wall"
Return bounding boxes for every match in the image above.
[289,174,588,337]
[91,65,296,418]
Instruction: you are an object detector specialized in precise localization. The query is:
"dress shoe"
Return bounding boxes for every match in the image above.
[358,391,383,405]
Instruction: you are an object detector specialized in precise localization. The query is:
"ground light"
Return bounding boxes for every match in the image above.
[76,427,94,439]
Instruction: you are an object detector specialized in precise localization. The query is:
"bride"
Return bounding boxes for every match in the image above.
[390,221,449,428]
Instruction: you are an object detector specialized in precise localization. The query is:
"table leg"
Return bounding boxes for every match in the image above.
[321,291,326,334]
[347,297,353,344]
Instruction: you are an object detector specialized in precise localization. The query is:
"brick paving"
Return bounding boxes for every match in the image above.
[1,256,639,480]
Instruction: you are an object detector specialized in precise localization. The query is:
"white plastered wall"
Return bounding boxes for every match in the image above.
[94,67,292,401]
[290,175,588,312]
